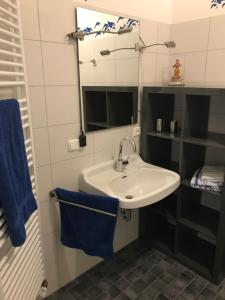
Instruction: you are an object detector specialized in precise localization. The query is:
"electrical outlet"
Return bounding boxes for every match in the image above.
[68,139,79,152]
[133,126,141,136]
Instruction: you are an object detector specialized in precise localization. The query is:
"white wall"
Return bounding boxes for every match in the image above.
[172,0,225,23]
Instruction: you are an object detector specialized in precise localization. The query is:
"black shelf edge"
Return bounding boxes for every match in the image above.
[146,131,182,142]
[87,121,111,128]
[181,179,222,197]
[183,136,225,150]
[146,131,225,150]
[178,218,217,244]
[176,253,213,281]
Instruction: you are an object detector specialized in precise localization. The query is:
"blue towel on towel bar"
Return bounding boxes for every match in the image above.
[0,99,37,246]
[55,188,119,260]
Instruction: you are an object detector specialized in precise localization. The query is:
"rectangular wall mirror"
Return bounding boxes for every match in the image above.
[76,7,140,132]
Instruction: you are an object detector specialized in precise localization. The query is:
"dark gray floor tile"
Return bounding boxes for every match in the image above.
[54,291,75,300]
[108,272,122,283]
[142,271,157,285]
[115,277,131,291]
[170,271,193,290]
[163,286,180,300]
[159,272,174,284]
[68,283,84,298]
[144,278,165,298]
[187,276,207,294]
[77,291,91,300]
[215,296,225,300]
[218,286,225,298]
[86,285,102,298]
[94,292,112,300]
[114,293,132,300]
[156,294,170,300]
[181,269,196,280]
[199,287,216,299]
[125,266,147,283]
[206,282,223,294]
[182,286,199,300]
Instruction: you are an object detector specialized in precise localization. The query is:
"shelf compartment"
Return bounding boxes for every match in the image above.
[147,136,180,173]
[146,93,175,132]
[184,94,210,139]
[108,91,136,126]
[177,225,216,278]
[147,213,176,255]
[83,90,108,132]
[148,194,177,223]
[182,179,222,198]
[181,143,206,180]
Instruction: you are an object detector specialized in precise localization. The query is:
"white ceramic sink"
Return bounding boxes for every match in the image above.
[79,155,180,209]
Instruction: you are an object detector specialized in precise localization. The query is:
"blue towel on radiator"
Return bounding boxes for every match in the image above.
[55,188,119,260]
[0,99,37,246]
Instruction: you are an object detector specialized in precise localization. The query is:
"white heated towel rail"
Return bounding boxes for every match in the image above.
[0,0,45,299]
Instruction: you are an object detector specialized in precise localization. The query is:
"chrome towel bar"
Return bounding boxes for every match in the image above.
[49,190,117,218]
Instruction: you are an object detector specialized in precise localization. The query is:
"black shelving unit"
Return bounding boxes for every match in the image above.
[82,86,138,132]
[140,86,225,284]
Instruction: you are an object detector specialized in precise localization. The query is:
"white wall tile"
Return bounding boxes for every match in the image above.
[42,232,58,268]
[29,86,47,128]
[208,15,225,50]
[45,85,80,126]
[48,123,94,163]
[33,127,50,167]
[38,0,76,43]
[20,0,40,40]
[155,54,169,83]
[140,18,158,49]
[36,165,52,203]
[24,40,44,86]
[42,42,78,85]
[205,50,225,84]
[116,58,139,84]
[39,200,57,235]
[171,18,210,54]
[157,22,171,54]
[184,52,207,84]
[114,210,139,252]
[140,52,157,84]
[58,248,97,287]
[94,60,116,84]
[45,263,60,296]
[51,154,94,191]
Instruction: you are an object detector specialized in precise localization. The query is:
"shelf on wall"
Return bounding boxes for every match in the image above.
[146,132,225,150]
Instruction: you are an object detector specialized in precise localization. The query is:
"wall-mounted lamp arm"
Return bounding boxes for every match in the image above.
[100,40,176,56]
[66,27,133,41]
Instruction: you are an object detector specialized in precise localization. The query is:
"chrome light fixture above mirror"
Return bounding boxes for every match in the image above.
[67,26,133,41]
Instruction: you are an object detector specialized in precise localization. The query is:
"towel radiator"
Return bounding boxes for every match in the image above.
[0,0,46,299]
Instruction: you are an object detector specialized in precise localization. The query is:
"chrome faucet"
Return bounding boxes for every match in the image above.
[114,137,137,172]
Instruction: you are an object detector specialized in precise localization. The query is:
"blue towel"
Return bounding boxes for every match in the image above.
[0,99,37,246]
[55,188,119,260]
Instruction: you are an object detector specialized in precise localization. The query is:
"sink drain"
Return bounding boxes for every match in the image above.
[125,195,134,199]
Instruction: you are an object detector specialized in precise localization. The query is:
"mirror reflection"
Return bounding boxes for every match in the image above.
[76,8,140,132]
